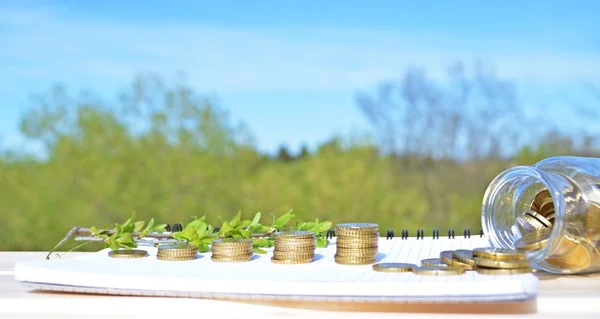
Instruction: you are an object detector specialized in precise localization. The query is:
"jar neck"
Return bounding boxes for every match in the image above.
[481,165,568,262]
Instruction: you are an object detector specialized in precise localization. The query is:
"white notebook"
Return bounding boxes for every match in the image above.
[14,236,538,303]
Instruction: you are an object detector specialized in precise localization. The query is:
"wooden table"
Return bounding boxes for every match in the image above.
[2,252,600,318]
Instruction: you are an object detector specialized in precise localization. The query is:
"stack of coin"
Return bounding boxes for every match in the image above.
[211,238,253,263]
[334,223,379,265]
[472,247,532,274]
[271,231,315,264]
[156,243,198,261]
[519,189,554,231]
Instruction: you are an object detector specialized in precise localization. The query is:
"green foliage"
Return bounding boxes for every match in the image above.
[89,212,168,250]
[3,73,563,252]
[172,216,215,253]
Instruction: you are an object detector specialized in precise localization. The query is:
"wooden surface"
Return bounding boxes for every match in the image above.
[2,252,600,318]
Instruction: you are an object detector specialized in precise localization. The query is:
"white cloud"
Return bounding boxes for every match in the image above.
[0,6,598,95]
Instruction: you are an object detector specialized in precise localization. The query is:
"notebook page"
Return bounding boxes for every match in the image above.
[15,237,538,302]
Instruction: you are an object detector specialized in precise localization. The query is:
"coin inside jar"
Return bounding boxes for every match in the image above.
[515,228,552,252]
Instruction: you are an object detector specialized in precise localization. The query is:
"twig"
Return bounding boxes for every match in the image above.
[46,226,174,260]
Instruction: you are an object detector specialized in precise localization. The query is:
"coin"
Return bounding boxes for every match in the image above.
[439,251,455,265]
[157,243,198,253]
[473,248,526,260]
[336,223,379,231]
[420,258,448,267]
[545,234,599,271]
[474,257,530,269]
[586,203,600,241]
[212,238,253,245]
[271,257,313,264]
[525,210,552,228]
[273,251,315,259]
[274,231,315,239]
[211,256,252,263]
[515,228,552,251]
[476,267,533,275]
[452,250,475,266]
[275,245,316,252]
[212,252,253,258]
[157,255,197,261]
[108,249,149,259]
[372,262,416,273]
[539,202,555,219]
[533,189,552,208]
[334,258,376,265]
[157,252,198,258]
[413,266,465,276]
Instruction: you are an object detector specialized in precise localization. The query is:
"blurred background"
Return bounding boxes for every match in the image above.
[1,0,599,251]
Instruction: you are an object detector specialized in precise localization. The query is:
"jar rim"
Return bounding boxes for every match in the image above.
[481,165,565,263]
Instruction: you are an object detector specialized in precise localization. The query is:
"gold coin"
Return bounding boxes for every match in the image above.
[271,257,313,264]
[211,249,252,256]
[586,203,600,241]
[336,246,378,253]
[518,213,547,231]
[274,245,316,252]
[273,251,315,259]
[539,202,555,219]
[274,231,315,239]
[108,249,149,259]
[413,266,465,276]
[473,247,526,260]
[211,256,251,263]
[452,250,475,266]
[474,257,530,269]
[212,238,253,245]
[275,238,316,243]
[515,228,552,251]
[533,189,552,208]
[372,262,416,273]
[156,254,197,259]
[420,258,448,267]
[336,223,379,231]
[525,210,552,228]
[545,234,598,271]
[212,252,253,258]
[476,267,533,275]
[157,243,198,253]
[335,258,376,265]
[439,251,454,265]
[157,255,196,261]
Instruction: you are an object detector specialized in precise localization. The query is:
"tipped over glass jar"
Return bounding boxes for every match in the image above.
[482,156,600,274]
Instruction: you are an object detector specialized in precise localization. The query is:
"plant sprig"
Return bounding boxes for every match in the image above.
[89,212,168,250]
[48,209,332,259]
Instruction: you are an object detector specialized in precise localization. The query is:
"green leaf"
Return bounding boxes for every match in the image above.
[316,236,329,248]
[239,219,252,228]
[151,224,167,232]
[273,212,295,229]
[133,221,145,232]
[201,236,215,245]
[252,247,267,254]
[110,241,119,250]
[314,221,332,234]
[198,243,210,253]
[89,226,99,236]
[239,229,252,238]
[146,218,155,231]
[180,227,196,238]
[230,211,242,227]
[116,233,133,244]
[219,221,234,235]
[249,212,261,227]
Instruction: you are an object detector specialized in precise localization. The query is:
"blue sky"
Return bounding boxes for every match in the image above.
[1,0,599,155]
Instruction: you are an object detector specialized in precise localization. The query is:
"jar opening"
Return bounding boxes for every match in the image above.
[481,166,565,263]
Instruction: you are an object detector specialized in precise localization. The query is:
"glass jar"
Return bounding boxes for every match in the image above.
[482,156,600,274]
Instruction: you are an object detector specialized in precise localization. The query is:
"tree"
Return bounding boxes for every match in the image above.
[355,61,524,226]
[276,145,294,162]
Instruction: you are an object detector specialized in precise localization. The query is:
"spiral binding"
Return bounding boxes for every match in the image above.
[324,227,484,240]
